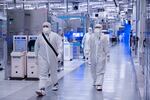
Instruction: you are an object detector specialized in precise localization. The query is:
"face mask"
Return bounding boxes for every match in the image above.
[94,28,102,38]
[94,28,100,33]
[43,27,50,34]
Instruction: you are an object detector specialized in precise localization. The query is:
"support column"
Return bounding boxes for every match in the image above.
[65,0,69,13]
[87,0,89,14]
[138,0,146,59]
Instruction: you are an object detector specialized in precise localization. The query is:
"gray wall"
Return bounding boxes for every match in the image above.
[24,9,47,35]
[7,8,47,35]
[7,9,24,34]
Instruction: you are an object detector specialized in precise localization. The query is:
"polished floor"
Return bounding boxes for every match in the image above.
[0,43,141,100]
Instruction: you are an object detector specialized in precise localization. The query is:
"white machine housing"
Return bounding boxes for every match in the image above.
[64,41,73,61]
[27,35,38,78]
[11,35,27,78]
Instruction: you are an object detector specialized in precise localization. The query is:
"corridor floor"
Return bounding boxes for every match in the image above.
[0,43,141,100]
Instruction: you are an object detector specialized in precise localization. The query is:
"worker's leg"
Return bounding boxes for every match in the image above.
[38,56,49,90]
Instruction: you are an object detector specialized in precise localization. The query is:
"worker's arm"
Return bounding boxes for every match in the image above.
[34,35,40,65]
[103,35,110,60]
[56,34,63,61]
[81,34,86,48]
[88,35,93,60]
[34,36,40,57]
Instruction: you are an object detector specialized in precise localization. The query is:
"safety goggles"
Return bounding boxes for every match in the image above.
[43,25,49,28]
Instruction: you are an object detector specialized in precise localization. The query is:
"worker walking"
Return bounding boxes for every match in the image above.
[89,24,109,91]
[35,22,63,96]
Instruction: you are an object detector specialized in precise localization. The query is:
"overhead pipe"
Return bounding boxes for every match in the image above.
[1,1,63,4]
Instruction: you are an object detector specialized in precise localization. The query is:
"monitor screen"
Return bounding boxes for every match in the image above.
[73,32,83,38]
[28,40,36,52]
[14,38,27,52]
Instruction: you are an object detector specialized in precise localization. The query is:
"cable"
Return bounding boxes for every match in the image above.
[113,0,118,7]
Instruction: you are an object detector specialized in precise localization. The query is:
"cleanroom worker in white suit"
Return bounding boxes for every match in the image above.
[35,22,62,96]
[82,27,93,65]
[89,24,109,91]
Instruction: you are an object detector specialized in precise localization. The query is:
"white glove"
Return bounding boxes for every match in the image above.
[57,54,62,62]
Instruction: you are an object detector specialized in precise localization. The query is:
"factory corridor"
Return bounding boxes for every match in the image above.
[0,43,141,100]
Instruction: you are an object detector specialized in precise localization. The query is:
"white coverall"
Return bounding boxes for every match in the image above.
[89,33,109,86]
[35,28,62,90]
[82,28,92,64]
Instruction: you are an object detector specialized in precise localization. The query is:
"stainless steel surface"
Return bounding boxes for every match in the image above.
[142,0,150,99]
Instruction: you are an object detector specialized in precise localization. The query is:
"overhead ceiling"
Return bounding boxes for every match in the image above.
[0,0,133,17]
